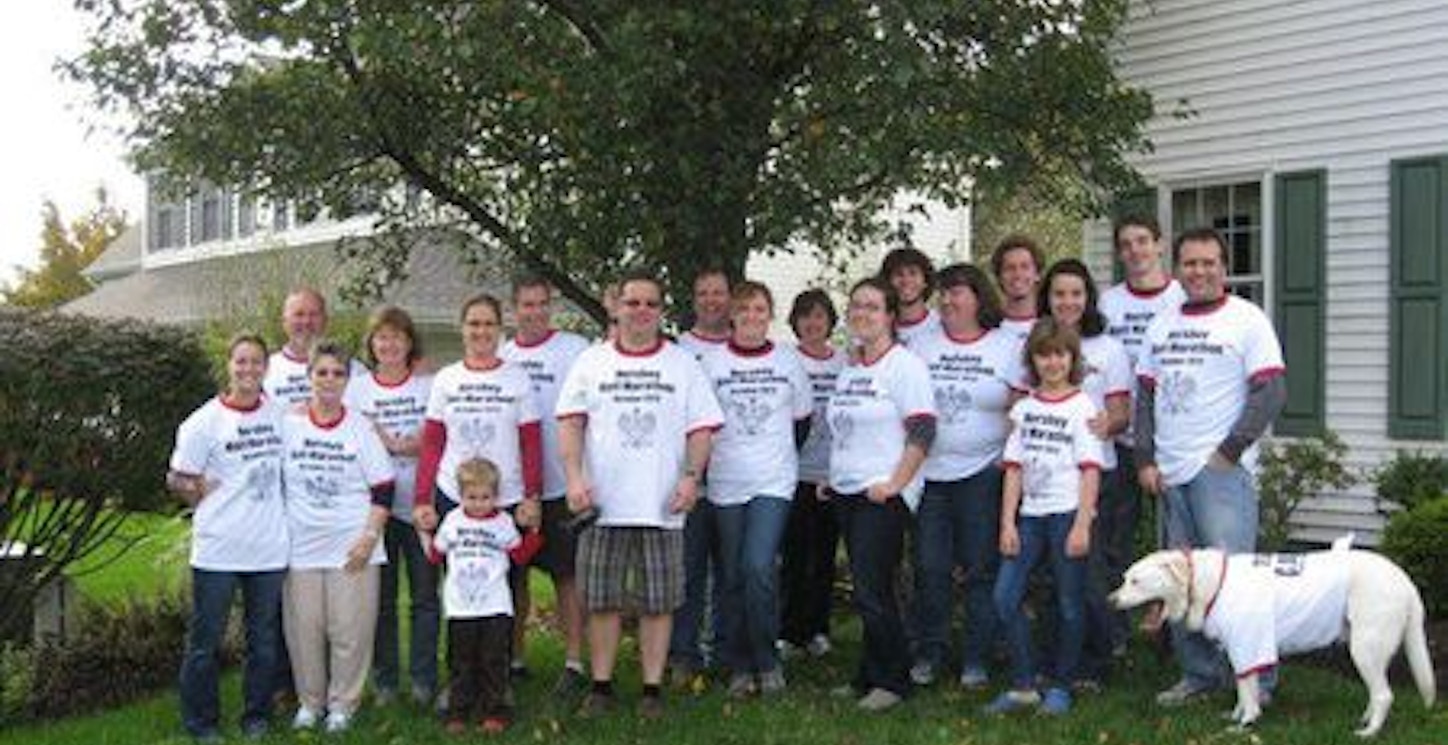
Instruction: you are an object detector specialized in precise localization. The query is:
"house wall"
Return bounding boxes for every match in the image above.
[1088,0,1448,541]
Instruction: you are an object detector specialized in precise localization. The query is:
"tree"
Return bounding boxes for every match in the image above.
[66,1,1152,325]
[2,190,127,309]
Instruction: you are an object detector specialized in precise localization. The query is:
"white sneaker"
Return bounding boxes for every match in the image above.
[909,660,936,686]
[324,711,351,733]
[857,687,903,712]
[291,706,321,730]
[806,634,832,657]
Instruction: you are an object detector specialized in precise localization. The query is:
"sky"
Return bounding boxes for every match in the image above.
[0,2,142,286]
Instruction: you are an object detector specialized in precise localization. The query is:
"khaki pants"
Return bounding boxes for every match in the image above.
[283,566,381,715]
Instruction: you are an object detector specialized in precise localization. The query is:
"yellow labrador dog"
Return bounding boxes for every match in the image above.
[1110,537,1435,737]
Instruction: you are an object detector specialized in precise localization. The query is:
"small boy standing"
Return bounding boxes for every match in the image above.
[430,458,542,734]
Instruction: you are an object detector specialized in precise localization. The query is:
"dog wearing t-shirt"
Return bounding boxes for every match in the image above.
[1110,537,1435,736]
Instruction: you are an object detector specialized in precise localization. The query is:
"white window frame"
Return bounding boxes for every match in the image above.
[1159,172,1275,314]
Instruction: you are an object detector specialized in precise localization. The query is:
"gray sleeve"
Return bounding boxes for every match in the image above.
[905,415,936,453]
[1218,374,1287,463]
[1134,376,1157,467]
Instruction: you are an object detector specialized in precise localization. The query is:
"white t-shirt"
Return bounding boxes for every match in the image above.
[502,330,589,500]
[281,406,395,569]
[700,342,813,506]
[1078,334,1133,471]
[826,344,937,511]
[1100,280,1186,446]
[555,339,724,528]
[1137,296,1286,486]
[1203,545,1351,676]
[351,370,433,522]
[425,360,540,507]
[895,308,941,350]
[434,508,523,619]
[914,328,1026,482]
[169,396,289,572]
[998,313,1039,347]
[262,349,366,408]
[678,328,730,359]
[1002,391,1104,517]
[795,345,845,485]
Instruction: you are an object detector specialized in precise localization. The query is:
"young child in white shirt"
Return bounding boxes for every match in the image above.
[988,319,1103,717]
[429,458,542,734]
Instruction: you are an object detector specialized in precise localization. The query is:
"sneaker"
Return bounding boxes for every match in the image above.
[958,668,989,690]
[292,706,321,730]
[240,718,269,740]
[1155,678,1216,707]
[434,686,451,716]
[726,672,756,699]
[758,668,787,696]
[410,684,435,707]
[323,711,351,734]
[578,691,615,718]
[637,694,665,720]
[983,689,1041,715]
[1072,678,1103,695]
[857,687,903,712]
[479,716,510,734]
[1041,687,1073,715]
[776,639,801,661]
[444,719,468,736]
[552,667,590,699]
[909,660,937,686]
[807,634,833,658]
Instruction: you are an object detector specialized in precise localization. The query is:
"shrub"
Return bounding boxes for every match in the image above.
[1372,450,1448,512]
[1379,496,1448,618]
[1255,430,1357,551]
[0,309,214,638]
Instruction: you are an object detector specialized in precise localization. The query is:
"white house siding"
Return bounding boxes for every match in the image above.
[1088,0,1448,542]
[749,193,971,340]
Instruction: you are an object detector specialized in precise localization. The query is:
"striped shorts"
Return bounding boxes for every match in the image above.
[576,526,684,615]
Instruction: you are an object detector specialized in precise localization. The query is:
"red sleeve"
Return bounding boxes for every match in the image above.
[425,532,444,565]
[519,420,543,498]
[508,530,544,566]
[415,419,446,507]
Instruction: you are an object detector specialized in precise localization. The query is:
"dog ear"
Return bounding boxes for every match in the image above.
[1161,552,1191,623]
[1184,551,1210,630]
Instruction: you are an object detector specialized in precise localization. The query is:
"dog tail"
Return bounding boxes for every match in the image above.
[1403,590,1436,709]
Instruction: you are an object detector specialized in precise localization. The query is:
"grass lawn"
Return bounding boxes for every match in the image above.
[2,607,1443,744]
[64,511,190,605]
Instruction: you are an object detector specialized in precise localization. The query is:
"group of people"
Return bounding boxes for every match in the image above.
[168,213,1286,741]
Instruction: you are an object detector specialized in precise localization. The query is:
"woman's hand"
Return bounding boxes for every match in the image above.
[999,523,1020,556]
[515,498,542,529]
[345,529,380,573]
[1067,520,1091,558]
[865,480,897,504]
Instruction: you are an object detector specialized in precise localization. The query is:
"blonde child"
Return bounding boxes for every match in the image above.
[429,458,542,734]
[986,319,1103,716]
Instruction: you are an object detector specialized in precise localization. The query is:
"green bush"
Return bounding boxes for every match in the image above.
[0,309,214,639]
[0,643,34,724]
[1372,450,1448,512]
[1379,496,1448,618]
[1255,430,1357,551]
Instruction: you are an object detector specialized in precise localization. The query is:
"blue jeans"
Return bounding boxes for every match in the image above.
[915,467,1002,673]
[374,517,440,693]
[179,568,285,736]
[993,511,1086,690]
[1162,461,1258,689]
[837,493,911,696]
[714,496,792,674]
[670,501,723,669]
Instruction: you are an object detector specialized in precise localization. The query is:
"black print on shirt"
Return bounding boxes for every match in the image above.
[1160,370,1197,416]
[459,420,498,453]
[728,396,775,436]
[934,386,973,425]
[619,407,658,449]
[829,409,854,451]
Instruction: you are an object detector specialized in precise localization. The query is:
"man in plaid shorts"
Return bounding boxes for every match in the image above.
[555,271,724,719]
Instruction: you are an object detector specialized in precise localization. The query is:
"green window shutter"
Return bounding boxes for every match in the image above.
[1110,187,1158,282]
[1273,171,1326,436]
[1388,157,1448,440]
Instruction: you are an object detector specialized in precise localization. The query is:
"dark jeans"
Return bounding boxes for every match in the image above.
[374,517,441,694]
[837,493,911,696]
[179,568,285,736]
[447,616,514,720]
[670,501,724,669]
[993,511,1086,690]
[714,497,792,673]
[1081,457,1139,680]
[915,467,1002,673]
[779,482,838,646]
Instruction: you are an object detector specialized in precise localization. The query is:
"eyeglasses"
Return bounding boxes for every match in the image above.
[622,299,662,309]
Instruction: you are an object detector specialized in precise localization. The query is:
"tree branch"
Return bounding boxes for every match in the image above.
[535,0,610,56]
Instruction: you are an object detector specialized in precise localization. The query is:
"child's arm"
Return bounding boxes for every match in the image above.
[1068,466,1099,559]
[999,464,1022,556]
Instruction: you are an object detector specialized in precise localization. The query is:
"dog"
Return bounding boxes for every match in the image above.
[1109,536,1435,737]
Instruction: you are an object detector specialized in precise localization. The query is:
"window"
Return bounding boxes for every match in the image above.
[1170,181,1263,305]
[153,206,175,250]
[272,200,291,232]
[238,195,256,237]
[200,191,222,242]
